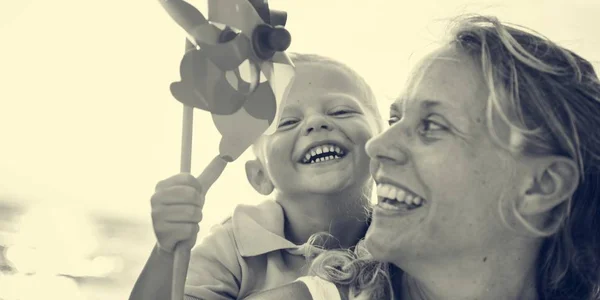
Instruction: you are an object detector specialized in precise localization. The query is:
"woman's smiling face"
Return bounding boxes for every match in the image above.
[363,45,528,264]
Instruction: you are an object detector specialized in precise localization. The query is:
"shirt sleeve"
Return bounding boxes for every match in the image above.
[184,221,243,300]
[295,276,342,300]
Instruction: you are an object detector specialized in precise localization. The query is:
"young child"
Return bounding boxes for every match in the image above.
[129,53,383,300]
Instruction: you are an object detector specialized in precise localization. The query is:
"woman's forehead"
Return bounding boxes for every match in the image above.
[396,46,489,115]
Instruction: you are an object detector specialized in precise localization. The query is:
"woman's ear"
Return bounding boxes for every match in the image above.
[245,159,274,195]
[518,156,579,216]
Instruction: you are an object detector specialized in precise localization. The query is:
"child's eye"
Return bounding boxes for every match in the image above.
[329,109,356,116]
[278,118,299,128]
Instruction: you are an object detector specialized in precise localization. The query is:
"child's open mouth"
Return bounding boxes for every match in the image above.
[300,143,348,164]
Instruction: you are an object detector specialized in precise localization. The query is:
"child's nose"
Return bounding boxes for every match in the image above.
[303,114,333,135]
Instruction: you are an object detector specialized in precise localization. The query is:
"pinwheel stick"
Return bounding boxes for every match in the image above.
[171,40,195,300]
[171,40,231,300]
[172,105,194,300]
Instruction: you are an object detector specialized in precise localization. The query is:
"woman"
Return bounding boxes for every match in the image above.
[246,15,600,300]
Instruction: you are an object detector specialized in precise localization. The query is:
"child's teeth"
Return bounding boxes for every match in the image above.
[335,146,341,154]
[413,197,422,205]
[405,194,414,205]
[316,148,323,154]
[311,150,317,156]
[305,153,311,161]
[329,146,335,152]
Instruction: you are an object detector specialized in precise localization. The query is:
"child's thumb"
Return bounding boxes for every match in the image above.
[196,155,228,193]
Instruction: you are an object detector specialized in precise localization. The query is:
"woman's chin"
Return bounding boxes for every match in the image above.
[363,227,406,263]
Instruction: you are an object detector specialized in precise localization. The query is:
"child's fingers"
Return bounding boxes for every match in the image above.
[196,155,228,193]
[155,173,203,194]
[155,222,199,253]
[158,204,204,223]
[153,155,227,197]
[151,185,203,207]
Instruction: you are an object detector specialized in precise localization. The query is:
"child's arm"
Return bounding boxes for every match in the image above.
[129,223,242,300]
[129,243,177,299]
[241,278,347,300]
[129,157,230,300]
[242,282,313,300]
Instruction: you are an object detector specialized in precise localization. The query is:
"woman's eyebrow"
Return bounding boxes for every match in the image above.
[391,99,445,114]
[420,99,445,109]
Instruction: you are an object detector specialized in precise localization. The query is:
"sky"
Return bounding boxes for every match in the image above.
[1,0,599,240]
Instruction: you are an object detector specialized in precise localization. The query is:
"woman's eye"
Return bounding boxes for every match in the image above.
[419,119,447,134]
[387,116,400,126]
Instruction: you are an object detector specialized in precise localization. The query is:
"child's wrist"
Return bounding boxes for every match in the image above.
[155,243,175,258]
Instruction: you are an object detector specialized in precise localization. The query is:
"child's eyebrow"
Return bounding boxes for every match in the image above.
[320,92,361,103]
[281,104,301,116]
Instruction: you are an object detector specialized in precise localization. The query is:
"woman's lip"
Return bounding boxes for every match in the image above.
[373,203,423,217]
[374,176,426,201]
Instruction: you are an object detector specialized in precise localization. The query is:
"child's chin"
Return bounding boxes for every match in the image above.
[305,176,352,192]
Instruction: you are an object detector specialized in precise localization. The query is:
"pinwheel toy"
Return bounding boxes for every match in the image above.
[158,0,296,299]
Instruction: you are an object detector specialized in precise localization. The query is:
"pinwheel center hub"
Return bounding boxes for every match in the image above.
[218,27,239,43]
[251,24,292,60]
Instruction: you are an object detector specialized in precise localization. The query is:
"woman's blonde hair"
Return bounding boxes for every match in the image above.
[309,15,600,300]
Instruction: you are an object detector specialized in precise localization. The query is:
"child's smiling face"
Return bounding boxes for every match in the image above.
[253,62,380,196]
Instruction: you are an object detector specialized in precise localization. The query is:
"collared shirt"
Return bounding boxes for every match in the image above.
[184,200,324,300]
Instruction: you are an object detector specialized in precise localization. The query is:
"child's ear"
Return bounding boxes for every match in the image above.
[245,159,274,195]
[517,156,579,216]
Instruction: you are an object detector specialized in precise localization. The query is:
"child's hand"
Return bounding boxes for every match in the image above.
[151,156,228,253]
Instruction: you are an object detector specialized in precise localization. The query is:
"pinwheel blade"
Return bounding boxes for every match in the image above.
[259,53,295,135]
[171,49,248,115]
[159,0,222,45]
[207,0,264,33]
[201,34,252,70]
[212,106,270,161]
[241,81,276,123]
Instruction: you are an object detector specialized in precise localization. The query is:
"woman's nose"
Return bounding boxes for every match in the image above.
[365,127,410,165]
[303,114,333,135]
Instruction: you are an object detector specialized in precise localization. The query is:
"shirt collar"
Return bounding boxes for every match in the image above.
[231,200,303,257]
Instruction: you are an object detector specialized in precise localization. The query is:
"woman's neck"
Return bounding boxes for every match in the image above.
[396,239,542,300]
[276,187,370,249]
